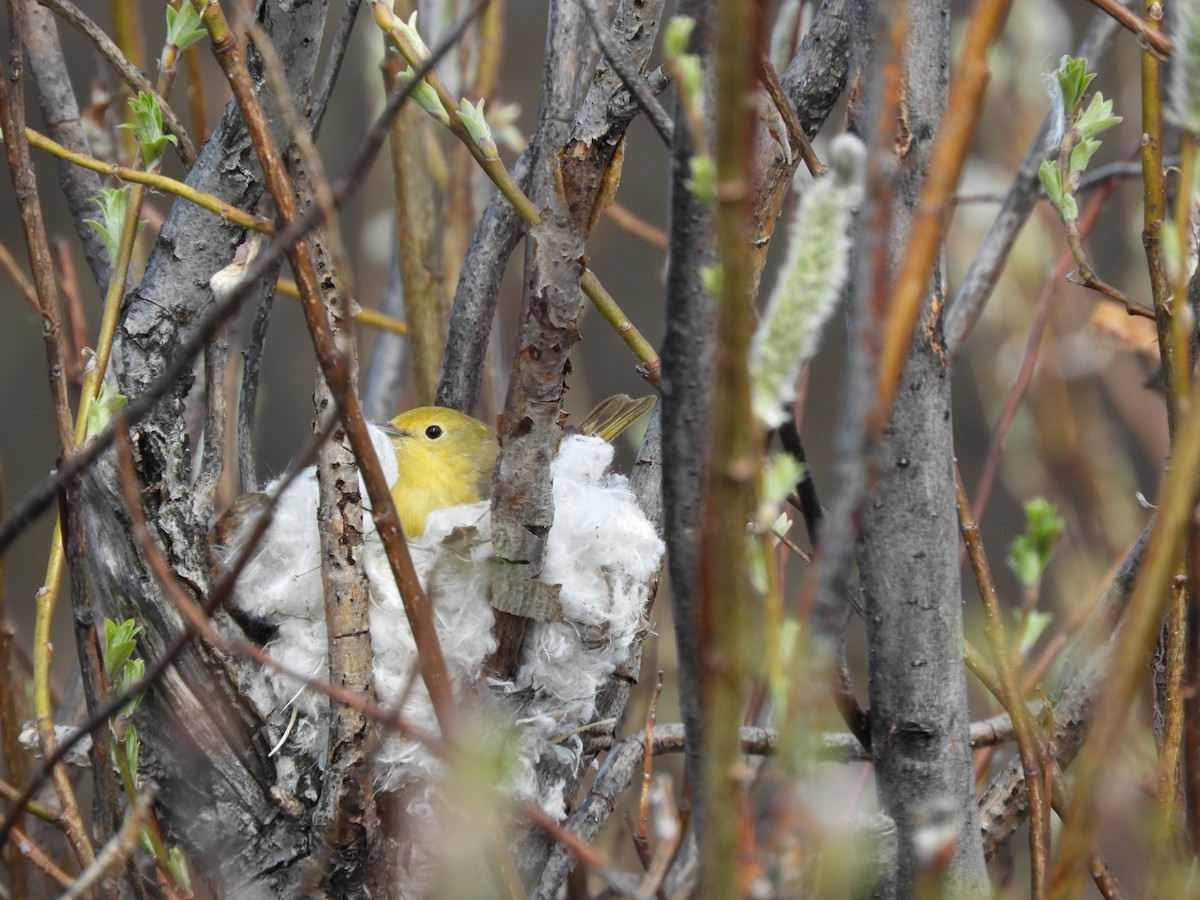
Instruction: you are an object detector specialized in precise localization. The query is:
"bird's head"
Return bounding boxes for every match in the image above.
[381,407,499,537]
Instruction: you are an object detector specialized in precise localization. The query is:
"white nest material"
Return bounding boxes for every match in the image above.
[220,427,662,820]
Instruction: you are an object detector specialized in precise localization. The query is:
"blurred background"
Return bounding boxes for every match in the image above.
[0,0,1177,893]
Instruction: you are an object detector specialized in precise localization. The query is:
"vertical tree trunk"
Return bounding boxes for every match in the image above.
[855,1,990,895]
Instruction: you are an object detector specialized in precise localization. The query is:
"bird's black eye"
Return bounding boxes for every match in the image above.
[425,425,443,440]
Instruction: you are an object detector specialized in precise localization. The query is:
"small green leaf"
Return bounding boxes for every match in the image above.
[699,263,723,297]
[395,11,431,61]
[119,657,146,714]
[1007,497,1064,588]
[165,3,206,53]
[758,454,804,529]
[397,66,450,126]
[167,847,192,893]
[762,453,805,508]
[86,382,128,441]
[675,54,704,110]
[105,640,138,679]
[84,188,130,266]
[104,618,141,677]
[685,154,717,204]
[1069,135,1101,175]
[1055,56,1095,120]
[663,16,696,58]
[1075,92,1121,141]
[457,98,497,159]
[125,724,139,776]
[120,91,178,165]
[1014,609,1054,656]
[747,531,768,594]
[1038,159,1064,208]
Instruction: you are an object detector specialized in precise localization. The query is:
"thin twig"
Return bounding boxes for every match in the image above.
[0,13,76,457]
[1082,0,1173,59]
[694,1,763,893]
[603,202,668,249]
[10,825,76,889]
[756,53,823,176]
[0,240,39,312]
[252,20,383,883]
[1063,269,1155,318]
[0,780,62,825]
[1,0,96,872]
[22,126,273,232]
[1135,10,1191,888]
[384,58,444,406]
[1146,578,1188,896]
[51,237,88,386]
[581,270,663,386]
[1185,514,1200,857]
[307,0,362,135]
[638,673,665,844]
[955,154,1179,204]
[1141,2,1180,431]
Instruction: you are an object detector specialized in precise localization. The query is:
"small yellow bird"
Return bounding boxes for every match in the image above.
[381,407,499,538]
[381,395,656,538]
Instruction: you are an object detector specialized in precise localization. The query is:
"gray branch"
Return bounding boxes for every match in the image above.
[852,2,989,895]
[659,0,716,849]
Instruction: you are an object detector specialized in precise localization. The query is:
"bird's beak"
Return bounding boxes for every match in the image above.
[378,423,407,440]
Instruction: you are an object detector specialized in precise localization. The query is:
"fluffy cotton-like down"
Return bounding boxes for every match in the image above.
[219,427,662,823]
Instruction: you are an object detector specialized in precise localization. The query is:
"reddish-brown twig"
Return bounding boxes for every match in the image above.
[874,0,1014,431]
[1082,0,1173,59]
[956,468,1052,897]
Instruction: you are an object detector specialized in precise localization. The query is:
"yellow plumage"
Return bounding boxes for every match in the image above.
[382,407,499,538]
